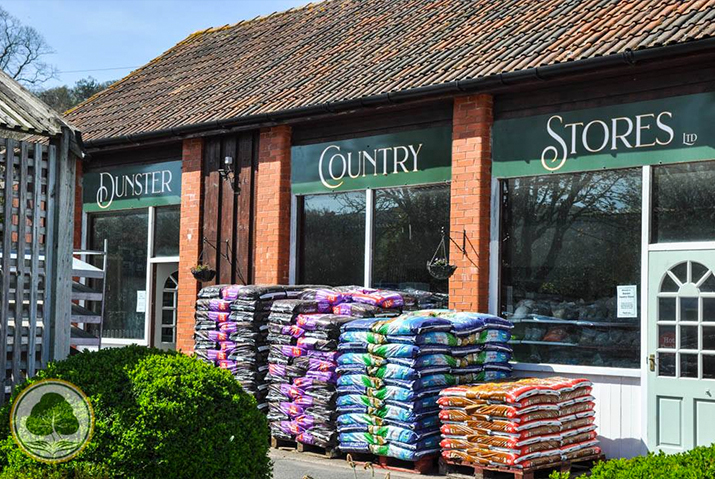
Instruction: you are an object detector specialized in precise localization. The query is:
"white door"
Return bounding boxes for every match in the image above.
[647,251,715,453]
[153,264,179,350]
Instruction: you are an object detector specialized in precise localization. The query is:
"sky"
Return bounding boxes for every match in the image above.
[2,0,308,89]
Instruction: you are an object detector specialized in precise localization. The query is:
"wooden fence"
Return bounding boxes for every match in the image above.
[0,134,75,401]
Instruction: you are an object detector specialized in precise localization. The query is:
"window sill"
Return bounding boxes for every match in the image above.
[512,362,642,378]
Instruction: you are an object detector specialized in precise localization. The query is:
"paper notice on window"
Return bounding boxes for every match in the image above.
[617,285,637,318]
[136,291,147,313]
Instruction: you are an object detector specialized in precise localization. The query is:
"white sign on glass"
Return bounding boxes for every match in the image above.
[617,285,637,318]
[136,290,147,313]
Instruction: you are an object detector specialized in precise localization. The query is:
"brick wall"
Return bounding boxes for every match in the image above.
[176,138,204,353]
[254,125,292,285]
[449,94,493,312]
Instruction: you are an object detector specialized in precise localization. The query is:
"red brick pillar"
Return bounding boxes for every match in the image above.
[176,138,204,353]
[254,125,292,285]
[449,94,493,312]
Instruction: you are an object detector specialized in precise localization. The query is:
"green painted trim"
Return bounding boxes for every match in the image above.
[83,160,182,212]
[83,195,181,213]
[292,126,452,194]
[493,92,715,178]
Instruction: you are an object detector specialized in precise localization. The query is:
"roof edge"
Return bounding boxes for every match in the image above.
[83,35,715,149]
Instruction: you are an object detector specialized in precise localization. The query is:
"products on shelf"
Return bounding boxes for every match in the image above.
[438,377,599,469]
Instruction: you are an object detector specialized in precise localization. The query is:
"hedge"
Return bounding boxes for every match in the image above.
[0,346,271,479]
[550,444,715,479]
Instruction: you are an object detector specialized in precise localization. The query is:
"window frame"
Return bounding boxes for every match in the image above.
[290,182,451,290]
[492,161,715,377]
[83,205,180,346]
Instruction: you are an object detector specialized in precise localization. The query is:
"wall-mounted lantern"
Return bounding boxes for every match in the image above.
[218,156,240,195]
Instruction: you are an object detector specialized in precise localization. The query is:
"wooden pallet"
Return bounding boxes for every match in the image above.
[439,454,605,479]
[270,435,341,459]
[346,452,438,475]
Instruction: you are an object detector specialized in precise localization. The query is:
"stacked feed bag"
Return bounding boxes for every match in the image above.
[399,289,449,311]
[530,377,599,463]
[438,312,514,384]
[194,284,287,411]
[332,287,405,317]
[336,314,459,461]
[266,293,343,445]
[437,377,599,469]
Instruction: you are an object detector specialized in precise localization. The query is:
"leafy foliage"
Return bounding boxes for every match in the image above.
[36,77,115,113]
[0,346,271,479]
[548,445,715,479]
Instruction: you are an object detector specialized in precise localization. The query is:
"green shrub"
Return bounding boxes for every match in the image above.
[549,444,715,479]
[0,346,271,479]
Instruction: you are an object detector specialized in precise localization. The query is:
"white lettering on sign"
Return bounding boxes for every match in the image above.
[318,143,423,189]
[541,111,675,172]
[96,170,173,209]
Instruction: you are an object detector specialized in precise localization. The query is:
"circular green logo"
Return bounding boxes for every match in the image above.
[10,379,94,463]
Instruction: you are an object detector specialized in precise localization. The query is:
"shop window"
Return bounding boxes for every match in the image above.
[153,205,180,257]
[500,169,642,368]
[652,161,715,243]
[373,184,450,293]
[299,191,366,286]
[90,210,149,339]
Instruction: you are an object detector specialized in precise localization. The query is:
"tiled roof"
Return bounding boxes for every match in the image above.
[67,0,715,143]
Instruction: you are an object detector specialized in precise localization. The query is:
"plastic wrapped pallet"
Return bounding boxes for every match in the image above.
[266,292,349,446]
[194,284,289,411]
[437,377,599,470]
[337,313,457,462]
[437,311,514,384]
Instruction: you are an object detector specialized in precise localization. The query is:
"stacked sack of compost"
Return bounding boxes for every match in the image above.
[336,314,460,461]
[438,377,599,470]
[266,290,353,448]
[438,312,514,384]
[194,284,288,411]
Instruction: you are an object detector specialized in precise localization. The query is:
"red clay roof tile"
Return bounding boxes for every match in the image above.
[67,0,715,142]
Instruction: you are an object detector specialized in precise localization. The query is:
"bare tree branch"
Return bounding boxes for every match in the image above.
[0,6,57,86]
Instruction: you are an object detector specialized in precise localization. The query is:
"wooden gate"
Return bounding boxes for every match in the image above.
[0,134,75,401]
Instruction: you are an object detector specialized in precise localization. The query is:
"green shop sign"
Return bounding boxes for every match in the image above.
[493,92,715,178]
[291,126,452,194]
[83,161,182,212]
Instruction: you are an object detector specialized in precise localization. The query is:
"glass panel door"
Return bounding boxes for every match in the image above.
[153,264,178,350]
[648,251,715,453]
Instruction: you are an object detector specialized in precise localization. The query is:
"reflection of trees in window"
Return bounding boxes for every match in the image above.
[90,211,148,339]
[652,161,715,243]
[502,169,641,303]
[300,192,365,286]
[373,185,450,293]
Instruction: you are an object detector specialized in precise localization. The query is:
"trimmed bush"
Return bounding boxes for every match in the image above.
[549,444,715,479]
[0,346,271,479]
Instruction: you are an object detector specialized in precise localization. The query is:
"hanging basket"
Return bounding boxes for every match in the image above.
[191,265,216,282]
[427,228,457,280]
[427,259,457,280]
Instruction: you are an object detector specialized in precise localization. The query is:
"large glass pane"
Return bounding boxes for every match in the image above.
[501,169,642,368]
[373,185,450,293]
[90,210,148,339]
[652,161,715,243]
[299,191,365,286]
[153,206,180,257]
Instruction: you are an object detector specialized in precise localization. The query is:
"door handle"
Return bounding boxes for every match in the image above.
[649,354,656,372]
